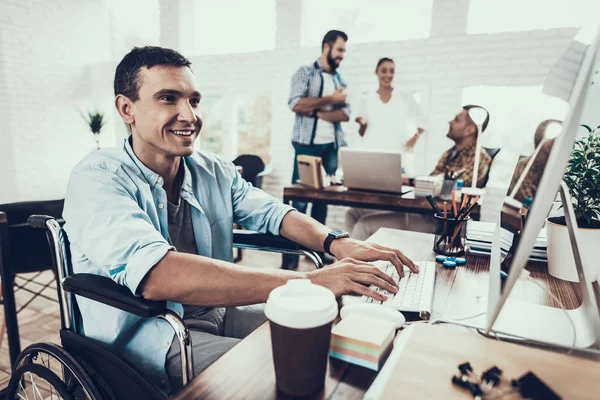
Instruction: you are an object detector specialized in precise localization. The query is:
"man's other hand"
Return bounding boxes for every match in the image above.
[330,238,418,278]
[307,258,399,301]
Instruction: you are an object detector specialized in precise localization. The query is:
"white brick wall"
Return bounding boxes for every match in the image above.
[0,0,159,204]
[0,0,113,203]
[1,0,591,234]
[164,0,577,229]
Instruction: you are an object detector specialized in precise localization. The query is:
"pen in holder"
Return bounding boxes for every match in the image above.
[433,214,470,256]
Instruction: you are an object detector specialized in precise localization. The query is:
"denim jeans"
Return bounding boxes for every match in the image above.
[291,142,338,225]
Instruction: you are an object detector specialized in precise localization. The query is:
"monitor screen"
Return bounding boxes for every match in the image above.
[487,23,600,334]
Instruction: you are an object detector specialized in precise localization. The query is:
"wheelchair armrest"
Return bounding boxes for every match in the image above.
[233,230,323,269]
[28,214,65,228]
[62,273,167,318]
[233,229,304,251]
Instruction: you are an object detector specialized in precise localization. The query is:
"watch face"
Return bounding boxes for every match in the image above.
[330,230,350,238]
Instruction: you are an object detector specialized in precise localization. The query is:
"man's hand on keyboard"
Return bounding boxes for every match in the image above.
[307,258,399,301]
[329,238,418,278]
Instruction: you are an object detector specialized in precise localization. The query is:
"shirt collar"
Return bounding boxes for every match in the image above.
[314,58,323,71]
[123,137,193,193]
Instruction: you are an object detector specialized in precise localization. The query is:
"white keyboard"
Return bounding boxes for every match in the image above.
[360,261,436,319]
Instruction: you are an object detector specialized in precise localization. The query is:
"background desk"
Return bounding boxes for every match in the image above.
[173,228,600,400]
[283,184,480,216]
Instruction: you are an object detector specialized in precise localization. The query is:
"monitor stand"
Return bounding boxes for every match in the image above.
[443,181,600,351]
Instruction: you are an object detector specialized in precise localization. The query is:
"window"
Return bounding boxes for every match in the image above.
[468,0,600,35]
[462,85,569,184]
[190,0,275,55]
[236,94,272,164]
[195,96,225,155]
[300,0,432,47]
[462,86,568,154]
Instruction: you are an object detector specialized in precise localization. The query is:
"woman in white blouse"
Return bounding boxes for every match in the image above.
[355,57,426,159]
[346,58,426,237]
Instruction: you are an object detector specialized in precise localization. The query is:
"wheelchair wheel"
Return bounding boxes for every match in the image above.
[6,342,104,400]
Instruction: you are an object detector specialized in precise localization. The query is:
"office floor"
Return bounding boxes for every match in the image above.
[0,250,315,389]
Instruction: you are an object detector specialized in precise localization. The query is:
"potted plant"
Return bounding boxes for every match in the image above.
[82,111,105,150]
[546,128,600,282]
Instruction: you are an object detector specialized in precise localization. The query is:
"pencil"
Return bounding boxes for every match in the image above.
[443,202,448,247]
[460,194,468,214]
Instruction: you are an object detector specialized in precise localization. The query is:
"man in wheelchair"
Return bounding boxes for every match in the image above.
[62,46,417,394]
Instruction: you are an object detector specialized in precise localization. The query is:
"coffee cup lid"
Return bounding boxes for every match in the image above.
[265,279,338,329]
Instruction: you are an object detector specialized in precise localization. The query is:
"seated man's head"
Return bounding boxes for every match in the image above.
[114,46,203,159]
[533,119,561,148]
[446,105,489,146]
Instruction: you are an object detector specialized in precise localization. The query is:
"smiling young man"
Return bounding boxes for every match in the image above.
[62,46,416,394]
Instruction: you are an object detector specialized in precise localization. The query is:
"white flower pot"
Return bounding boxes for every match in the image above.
[546,217,600,282]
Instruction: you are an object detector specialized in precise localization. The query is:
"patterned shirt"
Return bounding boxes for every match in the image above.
[508,139,555,201]
[288,59,350,148]
[430,142,491,188]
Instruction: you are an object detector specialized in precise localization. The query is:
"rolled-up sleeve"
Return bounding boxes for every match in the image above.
[63,165,173,295]
[230,169,294,235]
[288,66,309,111]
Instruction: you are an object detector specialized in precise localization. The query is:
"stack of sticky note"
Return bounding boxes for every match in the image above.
[329,313,396,371]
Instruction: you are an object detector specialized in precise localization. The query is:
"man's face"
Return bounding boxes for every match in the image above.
[326,37,346,70]
[128,66,203,158]
[447,109,474,142]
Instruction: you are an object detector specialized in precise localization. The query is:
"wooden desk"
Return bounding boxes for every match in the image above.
[283,184,480,216]
[173,229,600,400]
[373,323,600,399]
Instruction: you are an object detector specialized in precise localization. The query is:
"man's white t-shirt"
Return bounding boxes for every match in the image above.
[313,72,337,145]
[358,90,425,151]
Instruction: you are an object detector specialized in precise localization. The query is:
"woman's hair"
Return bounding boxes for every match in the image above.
[375,57,394,72]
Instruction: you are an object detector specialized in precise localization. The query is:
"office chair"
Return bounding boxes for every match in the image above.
[483,147,501,160]
[232,154,272,189]
[232,154,273,262]
[0,200,64,369]
[4,215,322,399]
[481,147,501,188]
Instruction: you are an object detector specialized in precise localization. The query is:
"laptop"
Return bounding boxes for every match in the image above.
[340,148,411,194]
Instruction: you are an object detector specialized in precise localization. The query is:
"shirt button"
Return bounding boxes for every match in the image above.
[164,341,170,347]
[158,203,164,209]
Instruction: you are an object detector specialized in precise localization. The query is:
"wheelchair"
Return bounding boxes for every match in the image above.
[5,215,323,399]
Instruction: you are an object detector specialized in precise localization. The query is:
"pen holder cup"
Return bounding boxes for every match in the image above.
[433,214,469,256]
[439,179,456,201]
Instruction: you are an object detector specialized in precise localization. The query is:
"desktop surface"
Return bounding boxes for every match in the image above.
[172,228,598,400]
[368,323,600,400]
[283,184,481,217]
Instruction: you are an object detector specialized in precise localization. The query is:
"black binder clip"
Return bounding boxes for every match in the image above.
[481,365,502,387]
[452,375,484,399]
[458,362,476,378]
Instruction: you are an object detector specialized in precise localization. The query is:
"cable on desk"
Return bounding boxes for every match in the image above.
[526,276,576,354]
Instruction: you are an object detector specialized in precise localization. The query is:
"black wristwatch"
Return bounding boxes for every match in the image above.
[323,230,350,257]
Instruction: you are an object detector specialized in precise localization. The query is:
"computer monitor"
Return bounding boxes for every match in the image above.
[484,23,600,350]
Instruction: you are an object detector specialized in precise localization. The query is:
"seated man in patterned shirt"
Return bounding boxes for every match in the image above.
[346,105,491,240]
[508,119,560,202]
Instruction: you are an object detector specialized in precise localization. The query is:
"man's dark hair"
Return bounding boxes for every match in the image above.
[375,57,394,72]
[321,30,348,51]
[114,46,192,101]
[463,104,490,135]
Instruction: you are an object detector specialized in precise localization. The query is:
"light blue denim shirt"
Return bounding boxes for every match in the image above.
[63,138,293,393]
